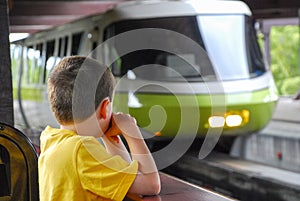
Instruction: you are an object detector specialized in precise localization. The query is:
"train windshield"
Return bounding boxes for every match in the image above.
[104,15,266,81]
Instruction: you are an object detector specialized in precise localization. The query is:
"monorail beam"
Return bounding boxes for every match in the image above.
[0,0,14,126]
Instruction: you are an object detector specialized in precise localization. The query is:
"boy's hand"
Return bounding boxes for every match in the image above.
[105,113,161,195]
[105,113,139,143]
[104,113,121,143]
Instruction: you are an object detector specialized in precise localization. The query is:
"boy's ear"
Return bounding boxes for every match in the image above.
[96,98,111,119]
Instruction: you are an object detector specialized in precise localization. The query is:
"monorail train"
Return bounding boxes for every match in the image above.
[11,0,278,149]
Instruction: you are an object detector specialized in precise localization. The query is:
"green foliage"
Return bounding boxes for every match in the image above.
[270,25,300,95]
[276,76,300,95]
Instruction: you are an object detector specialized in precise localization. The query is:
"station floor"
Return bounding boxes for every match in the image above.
[272,96,300,123]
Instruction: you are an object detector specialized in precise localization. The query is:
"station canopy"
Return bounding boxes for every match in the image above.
[8,0,300,34]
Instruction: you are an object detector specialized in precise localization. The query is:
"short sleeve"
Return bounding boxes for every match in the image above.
[76,137,138,201]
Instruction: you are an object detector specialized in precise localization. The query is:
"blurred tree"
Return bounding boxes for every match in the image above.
[270,25,300,95]
[0,0,14,126]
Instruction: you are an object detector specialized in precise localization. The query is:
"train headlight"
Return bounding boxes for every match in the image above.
[208,116,225,128]
[207,110,249,128]
[225,115,243,127]
[225,110,249,127]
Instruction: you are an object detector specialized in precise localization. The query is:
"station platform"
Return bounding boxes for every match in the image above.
[231,96,300,172]
[164,152,300,201]
[272,96,300,123]
[125,172,234,201]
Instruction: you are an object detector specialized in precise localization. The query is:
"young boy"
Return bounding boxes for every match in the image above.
[38,56,161,201]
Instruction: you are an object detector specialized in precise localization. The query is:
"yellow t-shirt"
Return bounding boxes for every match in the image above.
[38,126,138,201]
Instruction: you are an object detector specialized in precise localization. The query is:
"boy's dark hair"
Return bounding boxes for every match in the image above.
[48,56,115,125]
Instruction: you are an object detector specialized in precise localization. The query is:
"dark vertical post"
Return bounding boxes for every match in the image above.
[0,0,14,126]
[261,21,271,67]
[298,9,300,74]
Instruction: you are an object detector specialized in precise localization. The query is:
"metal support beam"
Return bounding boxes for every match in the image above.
[0,0,14,126]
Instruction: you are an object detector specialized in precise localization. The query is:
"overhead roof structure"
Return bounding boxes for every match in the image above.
[243,0,299,19]
[9,0,124,33]
[8,0,300,34]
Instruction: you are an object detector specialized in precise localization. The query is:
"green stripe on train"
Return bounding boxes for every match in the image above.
[113,88,278,137]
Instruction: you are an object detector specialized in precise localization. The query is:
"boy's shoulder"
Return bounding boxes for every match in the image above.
[40,126,82,151]
[41,126,103,145]
[41,126,78,141]
[40,126,107,160]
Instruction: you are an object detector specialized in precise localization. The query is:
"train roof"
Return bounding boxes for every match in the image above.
[101,0,252,30]
[106,0,252,21]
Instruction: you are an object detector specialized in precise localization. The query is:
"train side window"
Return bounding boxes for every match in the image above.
[43,40,55,83]
[26,46,34,84]
[58,36,69,57]
[26,44,43,85]
[25,46,31,84]
[10,44,21,88]
[87,27,100,60]
[103,27,121,76]
[67,35,72,56]
[90,41,98,59]
[33,43,44,84]
[58,38,64,58]
[71,32,84,55]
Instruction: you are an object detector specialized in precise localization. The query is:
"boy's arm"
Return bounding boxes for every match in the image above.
[101,135,132,164]
[125,136,161,195]
[106,113,161,195]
